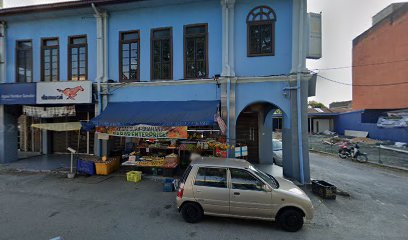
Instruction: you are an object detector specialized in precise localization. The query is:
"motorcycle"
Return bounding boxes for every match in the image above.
[338,143,368,163]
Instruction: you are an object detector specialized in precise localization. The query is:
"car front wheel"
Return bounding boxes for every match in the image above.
[277,209,304,232]
[181,202,203,223]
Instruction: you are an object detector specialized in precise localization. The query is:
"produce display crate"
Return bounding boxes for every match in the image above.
[165,154,179,164]
[77,158,96,175]
[126,171,142,183]
[95,157,120,175]
[312,180,337,200]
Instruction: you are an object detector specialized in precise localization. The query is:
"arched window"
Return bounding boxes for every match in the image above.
[247,6,277,57]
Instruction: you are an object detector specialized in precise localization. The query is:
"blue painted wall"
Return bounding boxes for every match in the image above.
[5,0,294,83]
[109,83,220,102]
[335,111,408,143]
[235,81,291,128]
[6,16,97,83]
[108,0,222,81]
[234,0,293,77]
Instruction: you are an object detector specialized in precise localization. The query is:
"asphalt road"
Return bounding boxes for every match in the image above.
[0,153,407,240]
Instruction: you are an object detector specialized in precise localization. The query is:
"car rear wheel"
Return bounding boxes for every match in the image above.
[277,209,304,232]
[181,202,203,223]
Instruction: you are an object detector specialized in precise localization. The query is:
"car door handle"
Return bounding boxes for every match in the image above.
[233,192,240,196]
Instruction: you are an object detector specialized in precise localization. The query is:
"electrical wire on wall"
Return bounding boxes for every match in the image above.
[315,74,408,87]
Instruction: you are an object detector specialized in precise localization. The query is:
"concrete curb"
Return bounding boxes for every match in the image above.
[309,149,408,172]
[0,167,70,175]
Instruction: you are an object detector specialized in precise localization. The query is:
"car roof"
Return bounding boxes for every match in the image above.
[191,157,252,169]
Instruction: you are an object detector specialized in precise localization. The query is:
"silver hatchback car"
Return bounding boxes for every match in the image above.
[176,157,314,232]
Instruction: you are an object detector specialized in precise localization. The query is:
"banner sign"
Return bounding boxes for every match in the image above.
[96,125,188,139]
[23,105,76,118]
[36,81,92,104]
[0,83,36,105]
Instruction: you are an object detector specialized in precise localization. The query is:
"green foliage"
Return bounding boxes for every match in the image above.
[309,101,327,108]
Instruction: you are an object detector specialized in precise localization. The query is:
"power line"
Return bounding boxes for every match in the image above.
[311,59,408,71]
[317,75,352,86]
[317,74,408,87]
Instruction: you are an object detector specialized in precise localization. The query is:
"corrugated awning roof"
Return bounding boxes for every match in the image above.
[32,122,82,131]
[0,0,140,16]
[87,100,220,127]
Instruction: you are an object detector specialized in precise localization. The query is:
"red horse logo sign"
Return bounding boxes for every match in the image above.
[57,86,84,100]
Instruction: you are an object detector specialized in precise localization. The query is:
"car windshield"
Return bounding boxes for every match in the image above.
[273,140,283,151]
[249,165,280,189]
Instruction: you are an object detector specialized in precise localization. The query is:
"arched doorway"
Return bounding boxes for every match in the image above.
[236,102,285,164]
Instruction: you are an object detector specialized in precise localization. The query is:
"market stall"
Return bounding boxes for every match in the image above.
[100,125,230,177]
[81,100,231,177]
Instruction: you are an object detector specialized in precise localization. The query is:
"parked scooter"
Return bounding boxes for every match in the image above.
[338,142,368,163]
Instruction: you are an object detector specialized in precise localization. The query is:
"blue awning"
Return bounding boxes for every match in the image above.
[88,100,220,127]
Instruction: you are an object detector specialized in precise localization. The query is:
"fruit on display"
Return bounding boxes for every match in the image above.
[206,140,233,150]
[140,156,165,162]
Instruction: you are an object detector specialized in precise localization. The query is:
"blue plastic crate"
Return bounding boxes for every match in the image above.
[163,182,174,192]
[163,178,174,184]
[77,158,96,175]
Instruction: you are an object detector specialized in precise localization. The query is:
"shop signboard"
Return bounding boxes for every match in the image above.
[0,83,36,105]
[97,125,188,139]
[241,146,248,156]
[235,147,242,157]
[234,146,248,157]
[97,133,110,140]
[36,81,92,104]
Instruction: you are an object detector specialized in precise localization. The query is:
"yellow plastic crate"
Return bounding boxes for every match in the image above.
[126,171,142,183]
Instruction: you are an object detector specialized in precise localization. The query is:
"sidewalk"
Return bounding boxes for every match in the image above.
[1,154,71,172]
[3,152,284,177]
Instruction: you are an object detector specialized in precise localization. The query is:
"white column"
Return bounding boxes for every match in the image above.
[103,12,108,84]
[291,0,308,73]
[228,0,236,77]
[221,0,236,77]
[287,0,310,184]
[93,5,109,157]
[0,21,6,83]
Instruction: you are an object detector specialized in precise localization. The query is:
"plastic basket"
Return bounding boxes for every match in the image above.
[126,171,142,183]
[163,183,174,192]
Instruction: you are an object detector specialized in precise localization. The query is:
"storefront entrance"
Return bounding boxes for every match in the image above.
[236,111,259,163]
[18,105,95,154]
[235,102,286,166]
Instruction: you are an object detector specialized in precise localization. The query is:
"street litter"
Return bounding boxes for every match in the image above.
[322,130,336,135]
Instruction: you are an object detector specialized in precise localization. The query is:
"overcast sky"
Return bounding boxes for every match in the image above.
[307,0,401,105]
[3,0,402,105]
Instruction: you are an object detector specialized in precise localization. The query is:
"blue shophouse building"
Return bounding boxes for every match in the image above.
[0,0,320,183]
